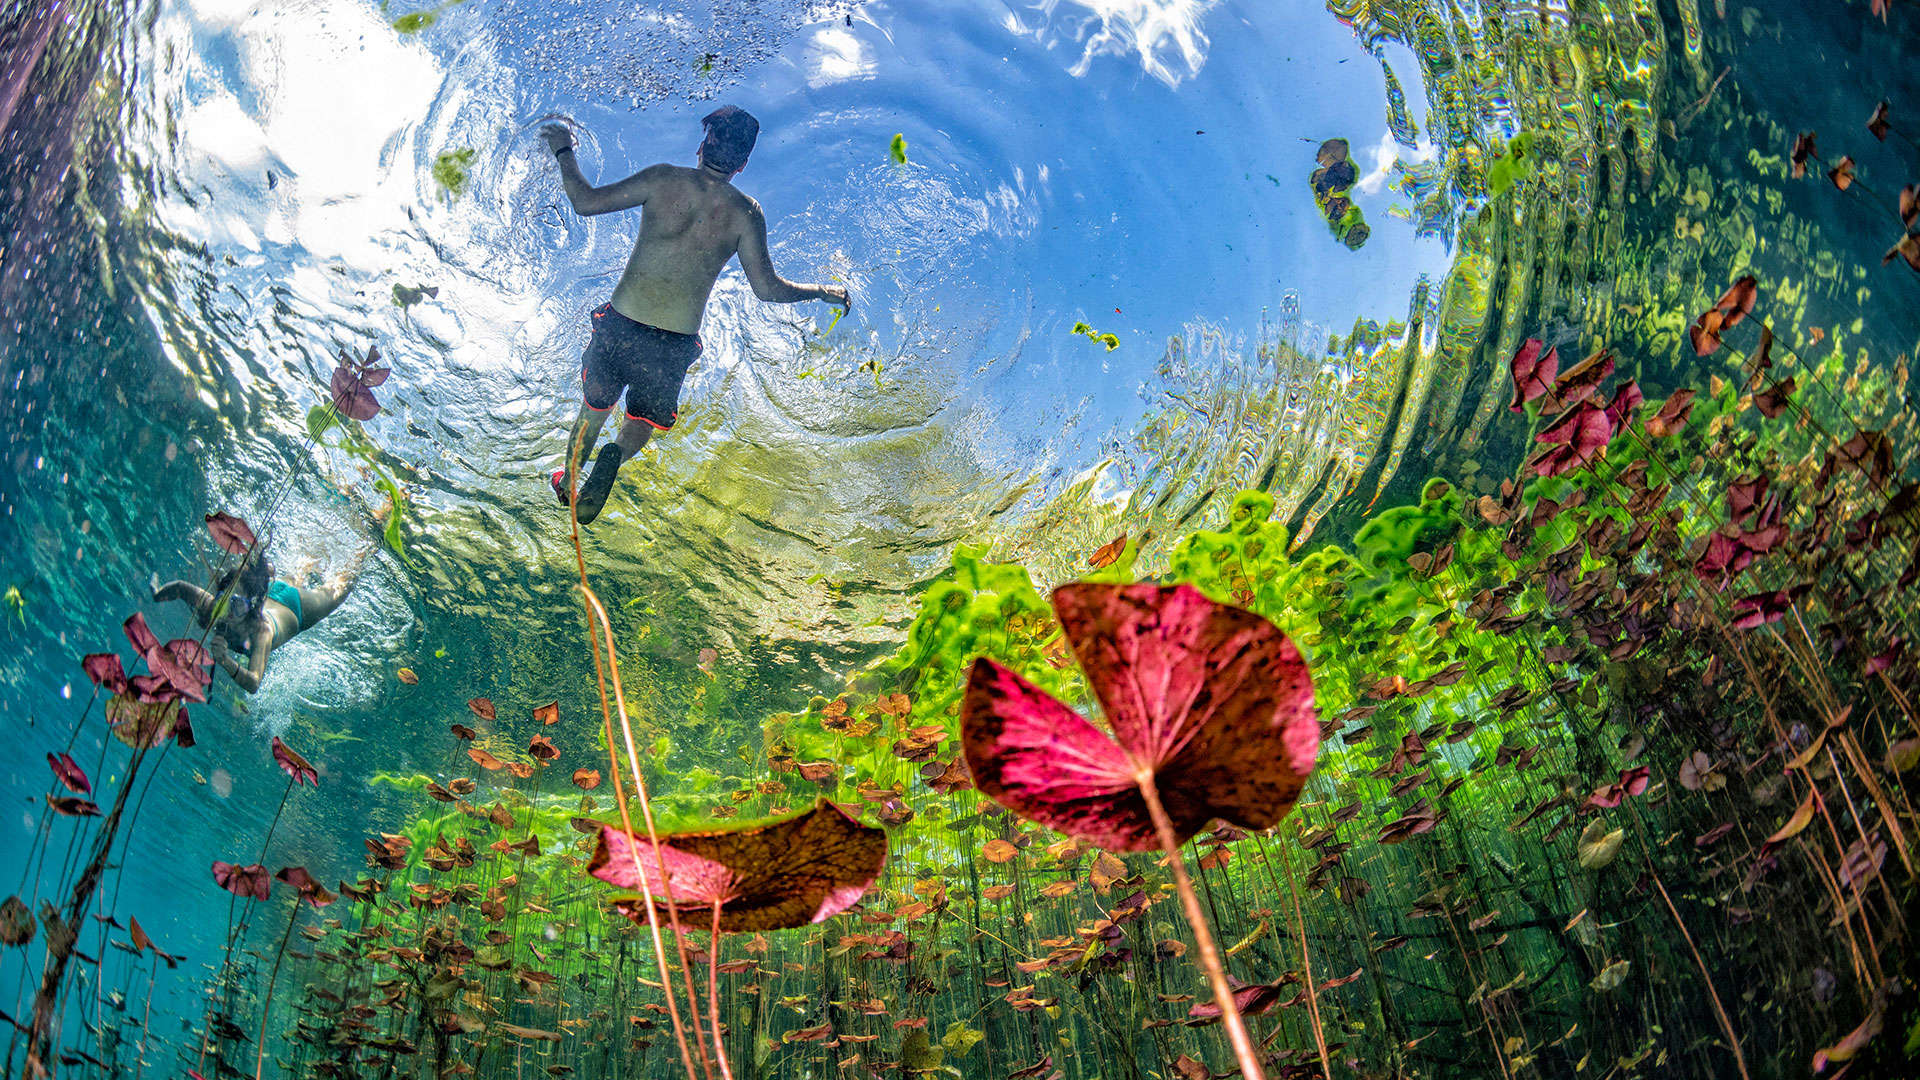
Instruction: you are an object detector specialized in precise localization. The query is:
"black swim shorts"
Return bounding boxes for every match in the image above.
[580,304,704,430]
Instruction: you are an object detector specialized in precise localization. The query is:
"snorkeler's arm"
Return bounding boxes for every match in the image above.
[210,625,270,693]
[737,201,849,309]
[554,157,667,217]
[236,627,271,692]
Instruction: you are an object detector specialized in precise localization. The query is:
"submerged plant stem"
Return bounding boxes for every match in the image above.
[1280,835,1334,1079]
[708,903,734,1080]
[1648,868,1751,1080]
[1135,772,1269,1080]
[253,896,301,1080]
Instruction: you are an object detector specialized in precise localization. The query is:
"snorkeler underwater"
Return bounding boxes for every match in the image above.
[1,0,1917,1078]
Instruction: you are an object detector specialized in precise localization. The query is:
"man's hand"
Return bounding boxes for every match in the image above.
[817,284,850,312]
[540,123,576,157]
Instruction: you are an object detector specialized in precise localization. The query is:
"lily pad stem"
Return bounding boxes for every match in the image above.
[1136,771,1268,1080]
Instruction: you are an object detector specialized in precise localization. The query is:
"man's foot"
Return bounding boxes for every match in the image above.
[550,468,571,507]
[573,444,627,525]
[150,572,163,602]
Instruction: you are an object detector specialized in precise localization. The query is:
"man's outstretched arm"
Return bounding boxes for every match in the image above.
[543,124,658,217]
[738,200,850,309]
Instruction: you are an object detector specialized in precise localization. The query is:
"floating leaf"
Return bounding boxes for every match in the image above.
[468,747,506,771]
[271,737,319,786]
[572,769,601,790]
[212,861,271,901]
[330,345,389,422]
[982,838,1019,864]
[590,798,889,932]
[47,752,90,795]
[1576,820,1624,870]
[1589,959,1629,992]
[1508,339,1559,412]
[889,133,908,165]
[534,701,559,725]
[467,698,496,722]
[962,583,1318,852]
[1088,534,1128,569]
[529,735,558,761]
[204,512,257,555]
[0,896,34,946]
[274,866,337,907]
[397,667,418,685]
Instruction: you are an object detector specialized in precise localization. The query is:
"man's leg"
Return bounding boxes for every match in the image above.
[572,416,652,525]
[556,402,613,504]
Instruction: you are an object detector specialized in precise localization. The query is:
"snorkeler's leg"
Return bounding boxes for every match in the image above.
[152,578,220,623]
[555,402,613,507]
[574,418,651,525]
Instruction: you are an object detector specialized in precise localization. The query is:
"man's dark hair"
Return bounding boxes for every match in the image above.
[700,105,759,173]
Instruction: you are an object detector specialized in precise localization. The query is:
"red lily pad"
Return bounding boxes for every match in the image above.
[1508,339,1558,412]
[204,512,257,555]
[961,583,1318,852]
[271,737,319,786]
[47,752,90,795]
[589,798,888,932]
[82,653,129,694]
[330,346,389,422]
[212,861,271,901]
[274,866,337,907]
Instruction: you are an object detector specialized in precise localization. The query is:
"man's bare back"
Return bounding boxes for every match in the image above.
[541,107,849,525]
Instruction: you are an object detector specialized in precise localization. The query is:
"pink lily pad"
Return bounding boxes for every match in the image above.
[271,736,319,786]
[961,583,1318,853]
[588,798,888,932]
[47,752,90,796]
[204,512,257,556]
[1508,339,1558,412]
[211,861,270,901]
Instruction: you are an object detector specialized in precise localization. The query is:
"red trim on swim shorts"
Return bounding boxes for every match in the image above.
[628,413,675,431]
[584,398,612,412]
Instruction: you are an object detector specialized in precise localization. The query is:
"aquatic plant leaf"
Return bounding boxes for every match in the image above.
[1549,348,1616,410]
[571,769,601,790]
[467,698,496,721]
[1753,377,1796,418]
[1731,587,1806,630]
[1603,379,1642,429]
[1576,820,1623,870]
[498,1024,562,1043]
[963,583,1317,852]
[982,838,1018,864]
[47,752,90,795]
[1881,231,1920,271]
[1867,100,1890,140]
[889,133,908,165]
[1507,339,1558,412]
[0,896,33,946]
[1900,185,1918,228]
[590,798,888,932]
[82,653,128,693]
[47,795,100,817]
[1589,959,1629,992]
[529,735,558,761]
[450,723,475,740]
[1790,132,1815,178]
[271,737,319,786]
[397,667,418,685]
[1527,403,1613,478]
[330,347,388,422]
[105,694,185,749]
[1812,991,1887,1072]
[1088,533,1128,569]
[467,747,504,771]
[204,512,257,555]
[1827,156,1855,190]
[1768,789,1817,843]
[534,701,559,725]
[1186,972,1302,1021]
[212,861,270,901]
[274,866,336,907]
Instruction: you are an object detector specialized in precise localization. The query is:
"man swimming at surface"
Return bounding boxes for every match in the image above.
[149,501,387,693]
[542,106,850,525]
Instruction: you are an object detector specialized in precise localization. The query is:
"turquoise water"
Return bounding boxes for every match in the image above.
[3,0,1918,1077]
